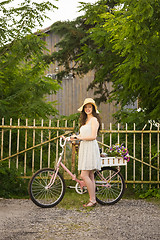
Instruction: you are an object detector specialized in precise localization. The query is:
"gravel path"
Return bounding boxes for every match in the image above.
[0,198,159,240]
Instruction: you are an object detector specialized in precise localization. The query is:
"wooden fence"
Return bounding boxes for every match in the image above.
[100,122,160,188]
[0,118,159,188]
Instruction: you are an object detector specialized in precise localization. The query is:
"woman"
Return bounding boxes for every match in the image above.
[71,98,101,207]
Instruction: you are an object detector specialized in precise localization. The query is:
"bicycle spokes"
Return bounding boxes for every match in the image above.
[29,168,65,208]
[95,167,125,205]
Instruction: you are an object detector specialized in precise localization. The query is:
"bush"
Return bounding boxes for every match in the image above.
[0,162,28,198]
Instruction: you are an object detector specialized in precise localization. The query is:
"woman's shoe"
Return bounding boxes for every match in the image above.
[83,201,97,207]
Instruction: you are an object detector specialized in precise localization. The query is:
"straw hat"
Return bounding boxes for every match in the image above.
[78,98,99,113]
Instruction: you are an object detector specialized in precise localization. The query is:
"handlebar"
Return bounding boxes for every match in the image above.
[60,135,78,148]
[60,136,70,148]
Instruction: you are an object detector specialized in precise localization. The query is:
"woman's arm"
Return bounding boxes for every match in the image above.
[77,117,99,141]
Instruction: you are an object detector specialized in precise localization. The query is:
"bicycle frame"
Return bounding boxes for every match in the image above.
[46,137,120,191]
[46,137,86,190]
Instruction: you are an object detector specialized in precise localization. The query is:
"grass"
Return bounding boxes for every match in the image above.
[57,186,90,210]
[57,187,160,211]
[57,181,160,210]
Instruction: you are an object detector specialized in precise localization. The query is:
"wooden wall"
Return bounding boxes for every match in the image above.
[42,28,119,128]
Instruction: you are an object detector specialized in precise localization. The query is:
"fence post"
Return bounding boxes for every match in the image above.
[40,119,43,169]
[125,123,128,188]
[16,118,20,169]
[101,123,104,152]
[32,119,35,173]
[9,118,12,168]
[48,119,51,168]
[110,123,112,147]
[56,120,59,163]
[141,127,144,189]
[1,118,4,160]
[133,123,136,188]
[149,123,152,189]
[24,119,28,176]
[117,123,120,145]
[157,123,159,189]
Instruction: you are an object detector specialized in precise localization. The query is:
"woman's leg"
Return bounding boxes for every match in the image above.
[81,170,96,203]
[89,170,96,200]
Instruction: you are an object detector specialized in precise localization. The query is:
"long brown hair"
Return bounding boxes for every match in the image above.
[79,105,102,133]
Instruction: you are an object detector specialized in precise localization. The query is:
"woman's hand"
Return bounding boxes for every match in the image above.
[70,134,78,141]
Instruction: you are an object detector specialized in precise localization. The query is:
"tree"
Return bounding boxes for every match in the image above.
[45,0,121,104]
[0,0,58,47]
[102,0,160,121]
[0,0,60,120]
[45,0,160,121]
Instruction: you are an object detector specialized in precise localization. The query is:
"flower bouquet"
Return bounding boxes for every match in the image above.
[106,143,130,162]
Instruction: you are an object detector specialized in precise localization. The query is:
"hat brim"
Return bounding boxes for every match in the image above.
[78,103,99,113]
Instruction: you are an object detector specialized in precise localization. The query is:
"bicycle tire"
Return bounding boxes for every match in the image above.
[28,168,65,208]
[95,167,125,205]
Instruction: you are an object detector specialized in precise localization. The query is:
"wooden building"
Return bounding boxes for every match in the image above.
[41,26,119,128]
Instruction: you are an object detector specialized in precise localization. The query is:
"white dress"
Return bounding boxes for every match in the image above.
[78,118,101,171]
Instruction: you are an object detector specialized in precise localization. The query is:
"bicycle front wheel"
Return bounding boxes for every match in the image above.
[28,168,65,208]
[95,167,125,205]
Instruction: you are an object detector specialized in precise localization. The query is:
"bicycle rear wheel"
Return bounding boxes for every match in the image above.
[95,167,125,205]
[28,168,65,208]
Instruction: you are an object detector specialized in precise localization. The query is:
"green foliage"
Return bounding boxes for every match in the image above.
[0,0,58,46]
[133,184,160,200]
[0,161,28,198]
[103,0,160,120]
[0,0,60,121]
[78,0,121,105]
[0,34,60,120]
[113,108,148,128]
[139,188,160,199]
[49,18,91,79]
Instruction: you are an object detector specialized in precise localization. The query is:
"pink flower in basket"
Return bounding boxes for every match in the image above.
[106,143,130,162]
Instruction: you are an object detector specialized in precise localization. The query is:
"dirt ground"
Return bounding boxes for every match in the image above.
[0,198,159,240]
